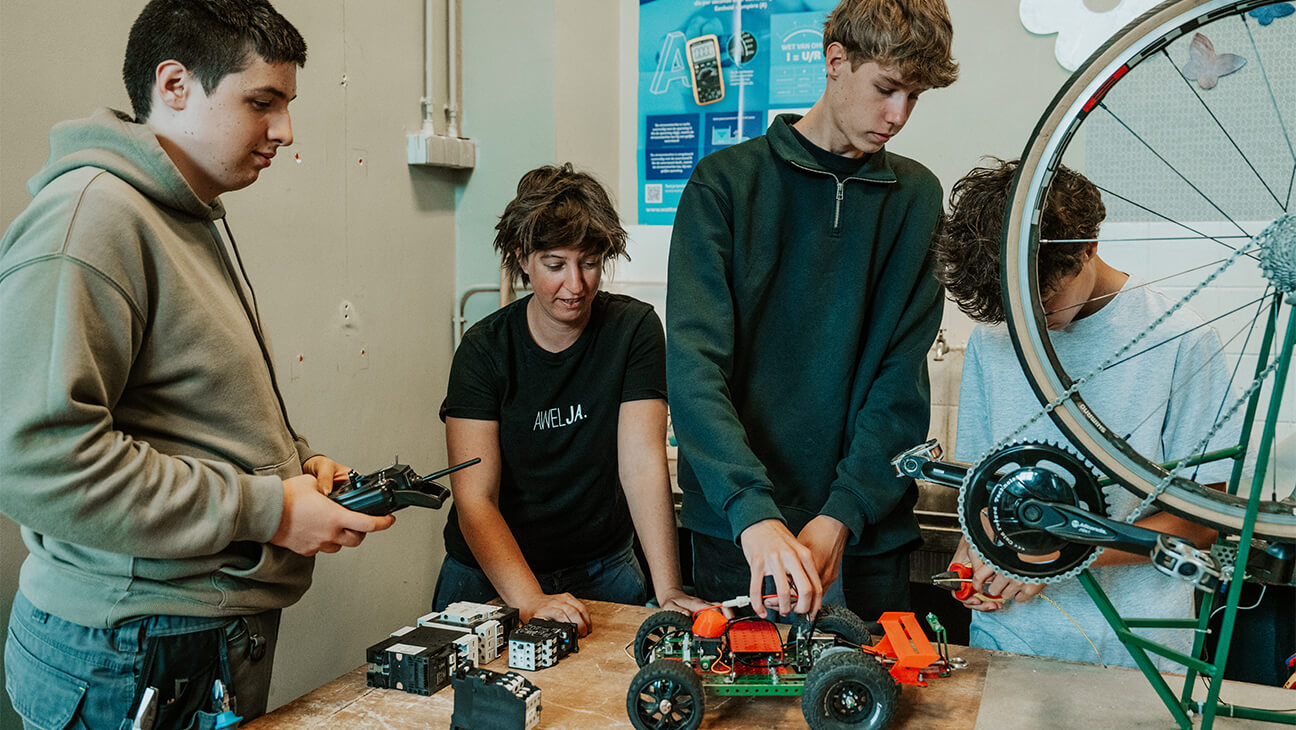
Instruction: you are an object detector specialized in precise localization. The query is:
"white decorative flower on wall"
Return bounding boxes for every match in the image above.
[1020,0,1161,71]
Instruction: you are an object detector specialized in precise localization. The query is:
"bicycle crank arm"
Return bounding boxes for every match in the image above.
[1017,499,1223,591]
[1017,499,1161,553]
[891,440,969,489]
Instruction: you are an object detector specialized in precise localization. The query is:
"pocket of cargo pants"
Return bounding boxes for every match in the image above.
[4,625,89,730]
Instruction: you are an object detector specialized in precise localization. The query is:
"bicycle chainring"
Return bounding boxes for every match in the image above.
[959,441,1109,584]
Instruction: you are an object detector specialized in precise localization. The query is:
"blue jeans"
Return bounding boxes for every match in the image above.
[5,591,280,730]
[432,543,648,612]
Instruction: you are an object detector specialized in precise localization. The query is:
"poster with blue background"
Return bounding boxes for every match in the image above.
[638,0,835,224]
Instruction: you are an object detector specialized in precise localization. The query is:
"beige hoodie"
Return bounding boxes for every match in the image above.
[0,108,316,627]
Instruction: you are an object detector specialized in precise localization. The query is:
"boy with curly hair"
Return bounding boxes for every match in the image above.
[934,157,1231,668]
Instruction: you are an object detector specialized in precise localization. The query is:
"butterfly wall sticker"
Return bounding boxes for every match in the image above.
[1249,3,1294,25]
[1182,33,1246,90]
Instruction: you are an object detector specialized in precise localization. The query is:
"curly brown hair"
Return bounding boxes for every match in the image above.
[494,163,628,287]
[932,158,1106,323]
[822,0,959,90]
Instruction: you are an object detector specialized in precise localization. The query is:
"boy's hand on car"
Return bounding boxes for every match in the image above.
[797,515,849,597]
[658,588,712,615]
[740,519,821,618]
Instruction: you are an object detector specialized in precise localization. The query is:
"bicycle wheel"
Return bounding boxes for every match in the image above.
[1003,0,1296,541]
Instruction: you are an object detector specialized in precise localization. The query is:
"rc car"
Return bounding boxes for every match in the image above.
[625,595,956,730]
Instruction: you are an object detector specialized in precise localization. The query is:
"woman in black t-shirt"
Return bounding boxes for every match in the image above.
[433,164,707,634]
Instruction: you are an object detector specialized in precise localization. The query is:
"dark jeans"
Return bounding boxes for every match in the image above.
[689,530,911,621]
[5,590,279,730]
[1204,583,1295,687]
[432,542,648,612]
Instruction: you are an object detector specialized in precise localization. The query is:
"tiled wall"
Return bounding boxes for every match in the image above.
[927,337,965,460]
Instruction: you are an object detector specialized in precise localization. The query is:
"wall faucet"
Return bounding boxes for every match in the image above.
[933,328,951,361]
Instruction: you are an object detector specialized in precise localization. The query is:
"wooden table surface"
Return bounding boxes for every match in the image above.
[246,600,1291,729]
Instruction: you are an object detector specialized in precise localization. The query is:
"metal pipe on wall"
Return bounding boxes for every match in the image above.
[422,0,463,138]
[422,0,435,135]
[447,0,460,138]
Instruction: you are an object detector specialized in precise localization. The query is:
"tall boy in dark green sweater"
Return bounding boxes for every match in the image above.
[666,0,958,620]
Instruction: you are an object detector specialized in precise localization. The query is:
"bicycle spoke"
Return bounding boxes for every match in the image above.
[1090,184,1262,262]
[1240,12,1296,209]
[1165,39,1285,211]
[1042,235,1251,244]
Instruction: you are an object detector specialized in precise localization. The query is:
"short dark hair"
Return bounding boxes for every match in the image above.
[494,163,628,287]
[123,0,307,121]
[933,157,1106,324]
[822,0,958,89]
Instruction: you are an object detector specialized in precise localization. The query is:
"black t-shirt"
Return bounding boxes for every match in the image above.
[439,291,667,573]
[788,122,872,177]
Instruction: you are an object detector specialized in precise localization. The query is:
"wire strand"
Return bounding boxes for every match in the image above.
[1040,593,1103,662]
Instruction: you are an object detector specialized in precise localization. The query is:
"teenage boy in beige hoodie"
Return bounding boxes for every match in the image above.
[0,1,392,726]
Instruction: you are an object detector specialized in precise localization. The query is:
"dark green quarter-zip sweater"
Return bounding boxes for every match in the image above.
[666,114,943,556]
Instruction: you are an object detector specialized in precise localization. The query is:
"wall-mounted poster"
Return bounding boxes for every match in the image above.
[637,0,835,224]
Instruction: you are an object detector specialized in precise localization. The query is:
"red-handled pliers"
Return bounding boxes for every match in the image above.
[933,563,1005,603]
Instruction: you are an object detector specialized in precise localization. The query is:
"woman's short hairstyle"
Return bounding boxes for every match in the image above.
[933,157,1107,324]
[822,0,959,90]
[495,163,628,287]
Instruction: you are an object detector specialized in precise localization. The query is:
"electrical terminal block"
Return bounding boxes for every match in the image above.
[418,602,520,665]
[365,625,476,696]
[451,667,541,730]
[507,619,578,671]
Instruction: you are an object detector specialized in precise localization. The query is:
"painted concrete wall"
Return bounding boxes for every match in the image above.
[452,0,624,330]
[454,0,557,330]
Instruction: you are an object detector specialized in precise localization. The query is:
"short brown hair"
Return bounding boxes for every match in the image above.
[494,164,629,287]
[933,158,1106,324]
[124,0,307,121]
[823,0,958,89]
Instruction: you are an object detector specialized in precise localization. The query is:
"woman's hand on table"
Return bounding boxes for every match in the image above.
[523,592,592,636]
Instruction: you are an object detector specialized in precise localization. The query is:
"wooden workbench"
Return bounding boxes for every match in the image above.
[246,601,1291,729]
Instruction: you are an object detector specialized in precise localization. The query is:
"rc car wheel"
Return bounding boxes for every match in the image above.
[633,610,694,666]
[626,658,705,730]
[791,603,876,665]
[802,651,898,730]
[806,604,875,647]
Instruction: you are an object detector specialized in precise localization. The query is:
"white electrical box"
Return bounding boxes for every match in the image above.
[407,132,476,169]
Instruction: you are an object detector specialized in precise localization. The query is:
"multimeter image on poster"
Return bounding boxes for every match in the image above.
[686,34,724,105]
